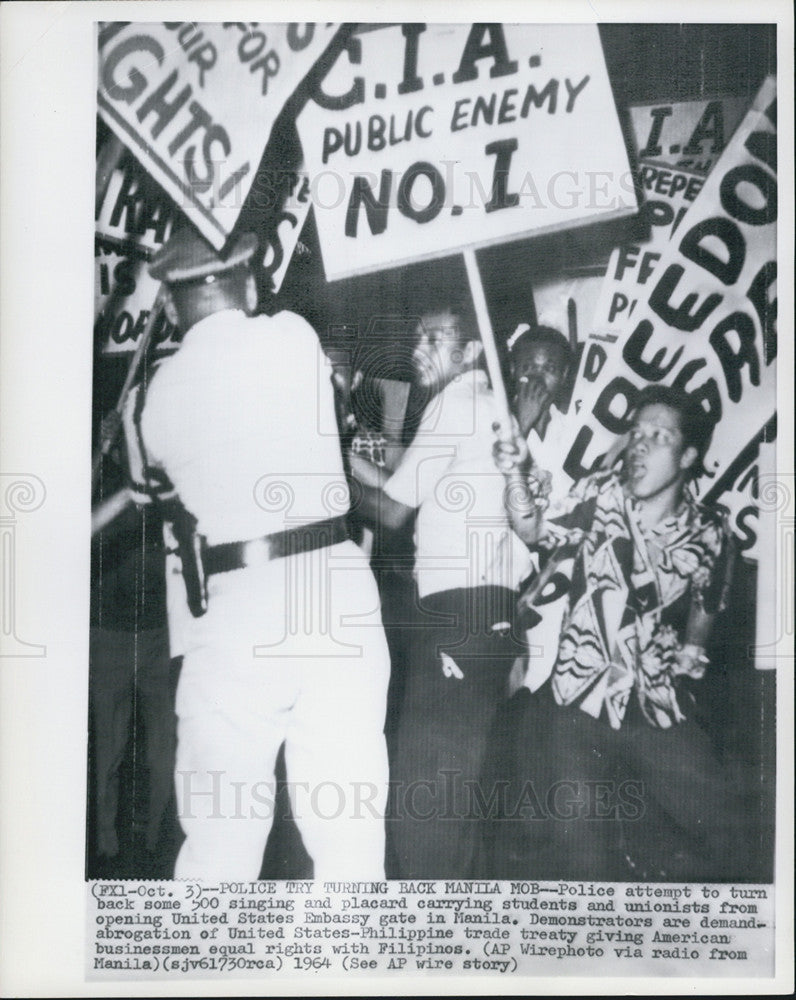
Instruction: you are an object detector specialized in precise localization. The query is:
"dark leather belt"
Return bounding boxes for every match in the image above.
[204,515,350,577]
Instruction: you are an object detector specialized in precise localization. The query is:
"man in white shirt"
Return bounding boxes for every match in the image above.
[350,296,529,878]
[130,222,391,881]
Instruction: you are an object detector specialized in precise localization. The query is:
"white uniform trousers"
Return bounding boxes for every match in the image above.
[173,540,391,880]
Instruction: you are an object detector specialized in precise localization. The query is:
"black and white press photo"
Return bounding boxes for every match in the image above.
[0,3,792,995]
[89,15,778,884]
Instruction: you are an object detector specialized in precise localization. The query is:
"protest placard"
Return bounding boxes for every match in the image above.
[97,21,338,249]
[95,163,178,353]
[297,23,638,281]
[94,248,178,354]
[702,421,775,561]
[258,168,313,293]
[95,159,314,351]
[520,109,736,420]
[589,164,706,341]
[95,158,174,254]
[630,96,749,176]
[579,96,756,411]
[562,76,777,492]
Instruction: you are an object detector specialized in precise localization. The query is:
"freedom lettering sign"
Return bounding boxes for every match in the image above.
[562,77,777,495]
[97,21,337,250]
[589,164,706,340]
[592,97,749,346]
[546,163,704,455]
[297,24,638,281]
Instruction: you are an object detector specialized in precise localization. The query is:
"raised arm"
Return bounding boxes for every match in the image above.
[492,422,546,546]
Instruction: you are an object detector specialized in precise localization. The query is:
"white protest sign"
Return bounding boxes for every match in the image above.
[95,247,179,354]
[574,111,741,409]
[589,164,705,339]
[95,159,315,347]
[561,76,777,493]
[568,163,705,456]
[95,164,179,353]
[701,423,775,561]
[297,24,637,280]
[630,96,749,175]
[95,161,174,253]
[97,21,338,250]
[257,168,313,293]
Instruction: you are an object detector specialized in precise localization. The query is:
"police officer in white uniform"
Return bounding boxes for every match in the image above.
[133,222,391,880]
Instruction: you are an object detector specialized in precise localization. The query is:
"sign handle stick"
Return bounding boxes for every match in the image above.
[91,285,167,496]
[463,248,537,519]
[463,247,514,442]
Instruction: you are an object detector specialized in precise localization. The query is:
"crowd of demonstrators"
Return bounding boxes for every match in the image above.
[90,218,753,882]
[349,315,751,882]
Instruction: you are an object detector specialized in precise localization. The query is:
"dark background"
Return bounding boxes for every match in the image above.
[89,23,777,881]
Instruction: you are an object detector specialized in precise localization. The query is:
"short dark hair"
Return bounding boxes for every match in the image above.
[410,271,479,345]
[631,384,715,476]
[510,324,572,369]
[414,299,478,345]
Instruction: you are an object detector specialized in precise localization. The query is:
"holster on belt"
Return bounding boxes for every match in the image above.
[165,510,351,619]
[168,503,208,618]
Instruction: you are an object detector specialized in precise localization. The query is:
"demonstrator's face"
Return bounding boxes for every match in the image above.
[412,311,466,391]
[512,341,568,400]
[512,340,568,434]
[625,403,695,500]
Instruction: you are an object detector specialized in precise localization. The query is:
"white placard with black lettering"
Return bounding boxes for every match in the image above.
[297,23,638,280]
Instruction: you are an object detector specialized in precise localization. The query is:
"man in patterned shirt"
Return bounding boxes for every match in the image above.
[491,385,745,880]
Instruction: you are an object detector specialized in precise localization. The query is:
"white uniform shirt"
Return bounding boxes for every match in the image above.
[140,309,348,546]
[384,369,533,599]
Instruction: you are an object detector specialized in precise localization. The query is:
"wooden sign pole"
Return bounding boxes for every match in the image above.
[463,247,538,521]
[462,247,514,444]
